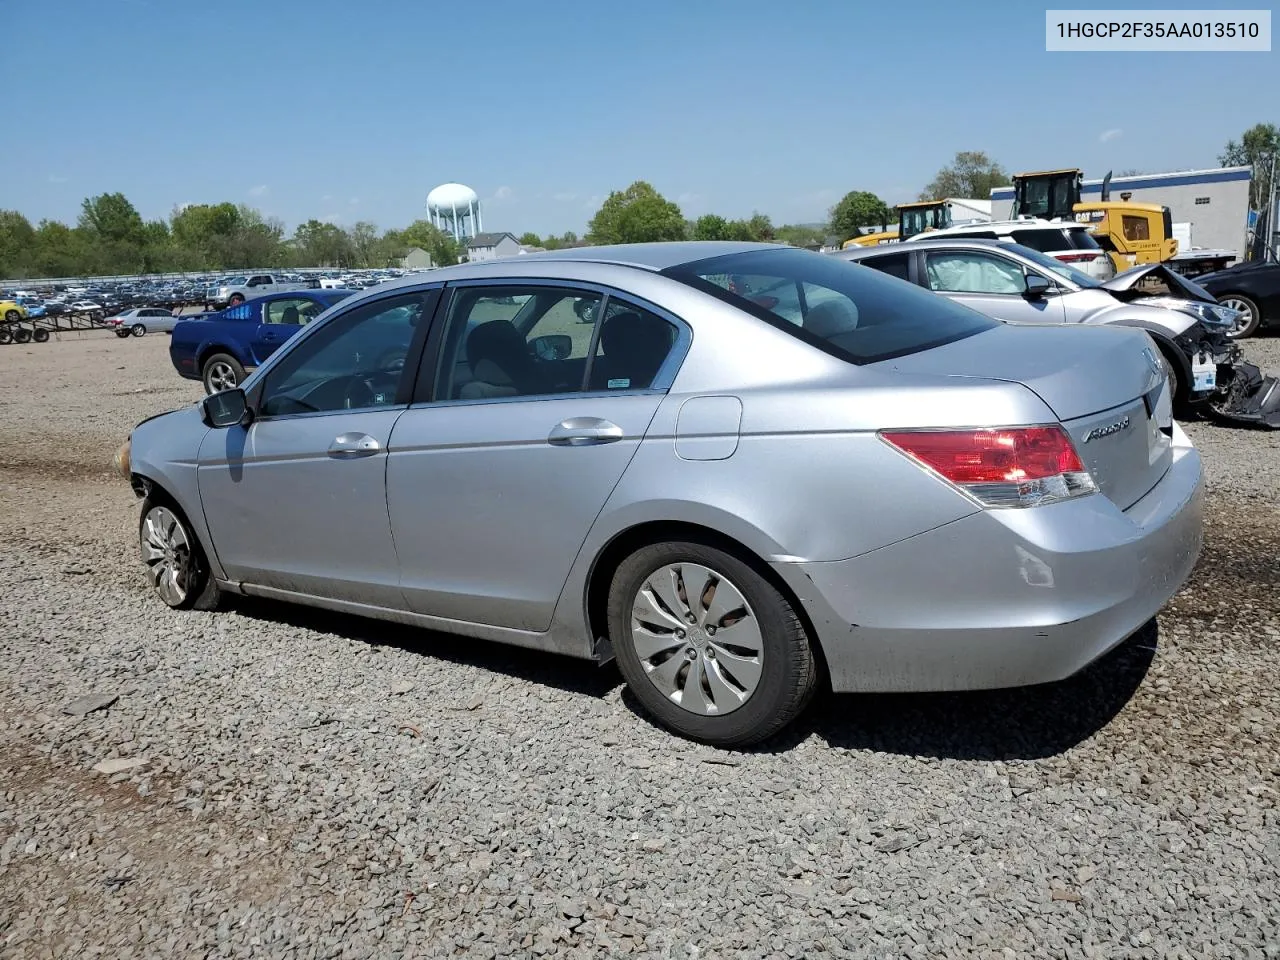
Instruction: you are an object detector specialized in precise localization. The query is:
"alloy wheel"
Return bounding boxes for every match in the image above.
[1220,297,1256,338]
[206,361,237,392]
[140,505,195,606]
[629,563,763,716]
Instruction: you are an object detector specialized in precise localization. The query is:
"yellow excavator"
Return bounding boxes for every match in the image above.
[1012,168,1177,272]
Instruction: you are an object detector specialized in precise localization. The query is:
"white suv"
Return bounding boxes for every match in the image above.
[903,218,1116,280]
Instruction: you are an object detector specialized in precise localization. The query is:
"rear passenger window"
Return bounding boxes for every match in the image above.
[587,300,678,392]
[1009,230,1062,253]
[861,253,911,281]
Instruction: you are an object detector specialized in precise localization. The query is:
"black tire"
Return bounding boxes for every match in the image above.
[4,309,19,322]
[12,327,31,344]
[31,328,49,343]
[131,323,147,337]
[138,496,222,611]
[228,294,245,306]
[0,327,11,345]
[201,352,246,395]
[607,540,819,747]
[115,329,130,338]
[1219,293,1262,340]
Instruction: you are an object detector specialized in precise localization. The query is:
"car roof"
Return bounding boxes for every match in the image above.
[841,237,1020,258]
[351,241,791,299]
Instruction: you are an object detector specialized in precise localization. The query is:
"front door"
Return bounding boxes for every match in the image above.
[386,285,685,631]
[922,249,1066,324]
[198,289,437,607]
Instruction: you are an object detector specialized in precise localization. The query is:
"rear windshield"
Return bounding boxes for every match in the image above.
[1010,228,1100,254]
[664,248,997,365]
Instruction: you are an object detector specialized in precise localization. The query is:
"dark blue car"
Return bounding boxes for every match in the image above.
[170,290,355,393]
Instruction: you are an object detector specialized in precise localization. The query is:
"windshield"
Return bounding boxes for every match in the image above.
[1009,244,1101,288]
[900,205,946,240]
[225,276,248,285]
[664,248,997,365]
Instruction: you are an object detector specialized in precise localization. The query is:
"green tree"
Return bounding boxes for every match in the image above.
[775,224,828,249]
[0,210,35,276]
[588,181,686,244]
[293,220,352,267]
[829,191,892,242]
[1220,122,1279,210]
[29,220,89,277]
[692,214,730,240]
[920,151,1011,201]
[518,231,541,246]
[347,221,381,267]
[171,203,242,266]
[78,192,145,244]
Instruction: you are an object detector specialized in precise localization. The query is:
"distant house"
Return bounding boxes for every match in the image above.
[466,232,521,261]
[399,247,434,270]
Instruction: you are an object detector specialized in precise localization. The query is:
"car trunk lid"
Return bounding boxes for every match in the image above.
[885,324,1173,509]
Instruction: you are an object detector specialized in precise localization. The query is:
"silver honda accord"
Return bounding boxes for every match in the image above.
[115,242,1204,746]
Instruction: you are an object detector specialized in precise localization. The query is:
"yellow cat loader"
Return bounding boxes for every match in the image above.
[840,197,990,248]
[1012,168,1176,272]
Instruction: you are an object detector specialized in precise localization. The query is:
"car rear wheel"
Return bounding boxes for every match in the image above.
[1219,294,1261,339]
[202,353,246,394]
[115,328,130,338]
[607,541,819,747]
[229,294,245,306]
[4,309,19,322]
[139,498,222,611]
[131,323,147,337]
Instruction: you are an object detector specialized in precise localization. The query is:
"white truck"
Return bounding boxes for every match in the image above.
[204,273,318,310]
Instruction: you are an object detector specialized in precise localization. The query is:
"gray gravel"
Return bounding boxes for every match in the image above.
[2,331,1278,958]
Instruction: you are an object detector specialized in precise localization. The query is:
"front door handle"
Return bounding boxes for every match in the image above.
[547,417,623,446]
[328,432,381,459]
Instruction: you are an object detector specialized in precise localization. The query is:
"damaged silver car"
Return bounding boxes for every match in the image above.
[837,240,1280,428]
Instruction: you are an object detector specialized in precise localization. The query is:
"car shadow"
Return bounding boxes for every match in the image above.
[228,594,1156,761]
[619,620,1160,761]
[226,595,620,701]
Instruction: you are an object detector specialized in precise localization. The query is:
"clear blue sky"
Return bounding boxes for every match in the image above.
[1,0,1274,236]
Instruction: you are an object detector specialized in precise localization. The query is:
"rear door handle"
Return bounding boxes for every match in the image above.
[547,417,623,446]
[328,432,381,458]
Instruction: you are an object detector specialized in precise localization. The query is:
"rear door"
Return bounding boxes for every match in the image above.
[922,249,1066,324]
[385,281,687,631]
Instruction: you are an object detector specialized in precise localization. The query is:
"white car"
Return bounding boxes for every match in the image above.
[108,307,180,337]
[68,300,105,318]
[904,218,1116,281]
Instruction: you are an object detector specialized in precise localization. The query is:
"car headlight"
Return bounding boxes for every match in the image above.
[1144,297,1238,328]
[113,438,131,479]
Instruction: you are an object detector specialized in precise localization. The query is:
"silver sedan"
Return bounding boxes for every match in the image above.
[115,242,1204,746]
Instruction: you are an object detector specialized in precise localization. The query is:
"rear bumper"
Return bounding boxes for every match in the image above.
[775,425,1204,693]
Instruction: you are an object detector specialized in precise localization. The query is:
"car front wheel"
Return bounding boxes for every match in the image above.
[1219,294,1262,339]
[139,498,222,610]
[607,541,819,747]
[202,353,246,394]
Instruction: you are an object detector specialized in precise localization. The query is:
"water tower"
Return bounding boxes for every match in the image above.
[427,183,482,241]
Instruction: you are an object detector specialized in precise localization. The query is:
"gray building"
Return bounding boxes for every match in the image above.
[991,166,1253,254]
[399,247,434,270]
[465,232,521,262]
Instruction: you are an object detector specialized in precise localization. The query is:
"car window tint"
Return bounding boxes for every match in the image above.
[667,248,995,365]
[259,292,428,417]
[925,252,1025,294]
[432,286,603,402]
[1009,229,1074,254]
[224,303,253,321]
[587,299,677,391]
[861,252,911,281]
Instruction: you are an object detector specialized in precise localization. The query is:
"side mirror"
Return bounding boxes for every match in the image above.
[530,334,572,361]
[201,388,253,428]
[1024,274,1052,299]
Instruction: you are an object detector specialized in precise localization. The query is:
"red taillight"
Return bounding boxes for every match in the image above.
[880,427,1096,508]
[1055,253,1100,263]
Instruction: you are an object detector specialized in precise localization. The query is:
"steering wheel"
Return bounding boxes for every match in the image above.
[343,371,399,409]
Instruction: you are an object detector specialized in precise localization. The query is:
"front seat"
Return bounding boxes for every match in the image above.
[459,321,542,399]
[591,311,672,390]
[280,305,300,324]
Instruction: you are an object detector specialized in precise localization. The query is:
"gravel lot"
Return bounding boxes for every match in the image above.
[2,330,1278,959]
